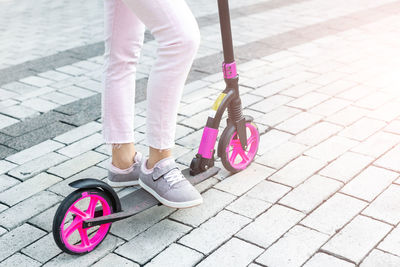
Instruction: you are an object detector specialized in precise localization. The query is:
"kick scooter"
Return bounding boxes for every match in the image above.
[52,0,260,255]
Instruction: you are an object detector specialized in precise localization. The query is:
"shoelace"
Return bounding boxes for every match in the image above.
[164,168,186,186]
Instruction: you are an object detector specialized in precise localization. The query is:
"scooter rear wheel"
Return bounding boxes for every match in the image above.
[218,120,260,173]
[52,188,113,255]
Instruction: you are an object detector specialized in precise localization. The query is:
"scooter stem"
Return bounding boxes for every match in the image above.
[218,0,235,63]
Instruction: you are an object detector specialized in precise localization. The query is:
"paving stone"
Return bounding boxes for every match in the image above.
[251,94,293,113]
[214,163,274,196]
[322,215,392,264]
[368,100,400,122]
[54,121,102,144]
[4,121,75,151]
[257,129,293,155]
[58,85,97,98]
[279,175,342,213]
[179,110,209,130]
[43,235,124,267]
[269,155,326,187]
[287,92,330,110]
[0,160,17,175]
[355,91,392,110]
[20,75,53,87]
[319,151,374,183]
[0,174,20,192]
[0,172,61,206]
[2,81,38,94]
[226,195,271,219]
[339,117,386,141]
[325,106,367,126]
[56,133,104,158]
[145,243,203,267]
[257,106,301,127]
[292,121,342,146]
[48,165,107,197]
[0,104,39,119]
[309,98,350,116]
[0,191,62,229]
[47,150,107,178]
[301,193,367,235]
[38,70,72,81]
[303,253,355,267]
[352,132,400,158]
[111,205,175,240]
[256,225,330,267]
[0,226,6,236]
[0,113,19,129]
[341,166,398,202]
[0,109,66,137]
[179,210,251,254]
[360,249,400,267]
[21,97,59,112]
[176,129,203,149]
[116,220,191,265]
[304,136,358,162]
[0,88,18,100]
[245,180,291,204]
[236,204,304,248]
[384,120,400,135]
[276,112,322,134]
[0,223,45,261]
[337,84,376,101]
[40,91,78,105]
[22,233,61,263]
[256,141,307,169]
[29,205,59,232]
[363,184,400,225]
[378,226,400,257]
[197,238,263,267]
[375,143,400,172]
[0,253,41,267]
[8,152,68,180]
[12,86,56,101]
[178,98,213,117]
[170,188,235,227]
[93,253,139,267]
[75,79,102,92]
[5,139,65,165]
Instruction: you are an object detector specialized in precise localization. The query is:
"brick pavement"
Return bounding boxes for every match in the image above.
[2,0,400,266]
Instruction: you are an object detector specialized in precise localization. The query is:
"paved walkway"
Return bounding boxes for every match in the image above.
[2,0,400,266]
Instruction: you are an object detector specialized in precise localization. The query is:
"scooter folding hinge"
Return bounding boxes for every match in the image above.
[222,61,237,79]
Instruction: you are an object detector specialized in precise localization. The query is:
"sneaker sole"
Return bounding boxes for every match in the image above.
[107,179,140,187]
[139,179,203,209]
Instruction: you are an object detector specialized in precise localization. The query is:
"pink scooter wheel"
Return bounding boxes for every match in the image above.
[219,120,260,173]
[52,188,113,255]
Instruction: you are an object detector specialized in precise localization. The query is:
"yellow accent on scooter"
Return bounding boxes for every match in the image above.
[212,93,226,111]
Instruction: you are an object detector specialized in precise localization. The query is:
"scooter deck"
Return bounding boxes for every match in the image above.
[83,166,220,228]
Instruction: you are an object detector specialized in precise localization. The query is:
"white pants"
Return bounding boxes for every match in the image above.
[101,0,201,149]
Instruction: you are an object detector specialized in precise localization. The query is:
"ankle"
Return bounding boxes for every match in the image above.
[147,146,172,169]
[111,143,136,169]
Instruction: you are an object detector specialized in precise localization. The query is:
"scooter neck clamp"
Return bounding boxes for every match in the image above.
[222,61,237,79]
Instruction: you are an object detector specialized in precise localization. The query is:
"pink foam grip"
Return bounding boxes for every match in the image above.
[198,127,219,159]
[222,61,237,79]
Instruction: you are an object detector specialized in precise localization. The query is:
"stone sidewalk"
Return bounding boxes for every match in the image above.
[2,0,400,266]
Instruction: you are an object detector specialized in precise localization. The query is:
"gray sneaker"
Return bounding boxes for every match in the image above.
[107,151,143,187]
[139,156,203,208]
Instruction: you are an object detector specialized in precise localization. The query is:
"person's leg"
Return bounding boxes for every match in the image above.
[121,0,201,168]
[102,0,146,169]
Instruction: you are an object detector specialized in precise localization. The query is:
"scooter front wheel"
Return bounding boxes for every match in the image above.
[218,120,260,173]
[52,188,113,255]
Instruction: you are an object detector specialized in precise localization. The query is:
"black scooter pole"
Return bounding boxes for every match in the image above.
[218,0,235,64]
